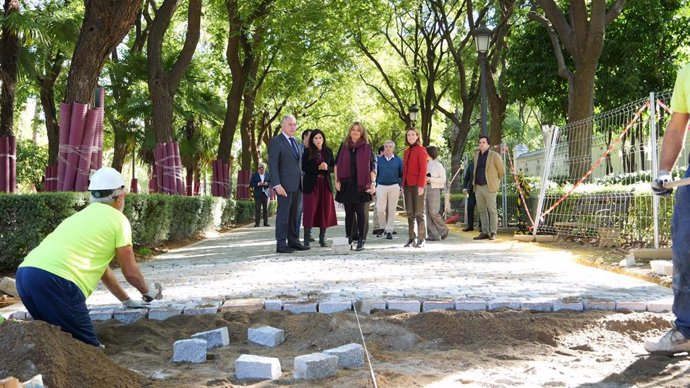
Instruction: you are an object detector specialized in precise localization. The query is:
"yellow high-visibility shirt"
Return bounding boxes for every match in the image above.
[20,202,132,297]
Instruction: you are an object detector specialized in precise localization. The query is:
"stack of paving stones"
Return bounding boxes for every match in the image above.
[173,327,230,363]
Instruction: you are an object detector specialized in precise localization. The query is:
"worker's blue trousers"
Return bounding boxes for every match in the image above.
[673,167,690,338]
[15,266,101,347]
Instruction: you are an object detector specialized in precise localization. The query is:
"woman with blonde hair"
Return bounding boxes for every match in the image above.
[402,127,428,248]
[334,122,376,251]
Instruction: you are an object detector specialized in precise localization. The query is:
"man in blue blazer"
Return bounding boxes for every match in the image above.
[250,163,270,227]
[268,115,309,253]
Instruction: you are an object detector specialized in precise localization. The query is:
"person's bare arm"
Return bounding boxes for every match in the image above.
[100,267,129,302]
[115,245,148,294]
[660,112,689,171]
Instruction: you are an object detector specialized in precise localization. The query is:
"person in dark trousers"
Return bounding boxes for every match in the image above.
[462,159,479,232]
[645,63,690,354]
[297,129,313,241]
[268,115,309,253]
[335,121,376,251]
[249,163,270,227]
[16,167,162,348]
[302,129,337,247]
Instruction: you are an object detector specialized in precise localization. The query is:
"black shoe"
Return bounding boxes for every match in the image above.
[414,239,425,248]
[489,233,496,240]
[289,243,310,251]
[386,232,393,240]
[426,237,438,241]
[462,227,474,232]
[319,236,327,247]
[309,237,315,242]
[373,229,383,237]
[473,233,490,240]
[303,239,310,248]
[264,224,270,227]
[404,239,416,247]
[276,246,295,253]
[441,231,449,240]
[355,240,364,251]
[255,224,260,227]
[392,231,397,234]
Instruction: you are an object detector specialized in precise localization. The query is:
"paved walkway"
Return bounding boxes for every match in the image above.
[80,211,671,309]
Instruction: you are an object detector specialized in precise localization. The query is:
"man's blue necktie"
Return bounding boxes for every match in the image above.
[289,137,299,159]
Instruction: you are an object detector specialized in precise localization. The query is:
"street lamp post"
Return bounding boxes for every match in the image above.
[408,104,419,128]
[474,24,492,138]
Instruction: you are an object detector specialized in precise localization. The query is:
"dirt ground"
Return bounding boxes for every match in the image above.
[3,308,689,387]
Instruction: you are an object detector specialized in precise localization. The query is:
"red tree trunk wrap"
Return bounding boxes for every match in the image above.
[62,103,88,191]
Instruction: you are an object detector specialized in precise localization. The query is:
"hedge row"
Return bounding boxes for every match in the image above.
[0,193,275,271]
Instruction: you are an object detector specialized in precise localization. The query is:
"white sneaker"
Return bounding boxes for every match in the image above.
[644,324,690,354]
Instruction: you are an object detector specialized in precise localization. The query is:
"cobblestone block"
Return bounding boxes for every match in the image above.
[248,326,285,347]
[455,299,487,311]
[221,298,263,312]
[293,353,338,379]
[615,301,647,312]
[172,339,207,363]
[354,300,386,315]
[88,307,114,321]
[264,300,283,311]
[647,299,672,313]
[583,299,616,311]
[235,354,282,380]
[331,237,351,254]
[387,299,421,313]
[422,300,455,312]
[284,302,317,314]
[183,301,221,316]
[553,300,584,311]
[520,300,553,312]
[488,299,521,310]
[9,310,30,320]
[148,307,184,321]
[113,308,147,324]
[192,327,230,349]
[318,300,352,314]
[323,343,365,368]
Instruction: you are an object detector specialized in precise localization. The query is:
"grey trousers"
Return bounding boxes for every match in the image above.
[475,184,498,235]
[425,186,448,240]
[403,185,426,240]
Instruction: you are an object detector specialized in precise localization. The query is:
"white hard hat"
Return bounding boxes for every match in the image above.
[88,167,125,190]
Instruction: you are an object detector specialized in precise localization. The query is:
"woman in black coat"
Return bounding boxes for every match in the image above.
[302,129,337,247]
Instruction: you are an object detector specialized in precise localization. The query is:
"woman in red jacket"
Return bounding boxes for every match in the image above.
[402,127,428,248]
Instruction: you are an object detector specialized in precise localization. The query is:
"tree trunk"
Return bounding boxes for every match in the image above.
[147,0,202,143]
[66,0,143,104]
[110,118,129,171]
[567,68,595,181]
[487,78,507,147]
[40,83,60,165]
[0,0,19,137]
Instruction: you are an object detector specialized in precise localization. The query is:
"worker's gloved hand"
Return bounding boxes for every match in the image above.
[141,282,163,303]
[651,170,673,198]
[122,298,149,309]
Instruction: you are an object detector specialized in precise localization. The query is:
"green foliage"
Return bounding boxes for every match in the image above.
[0,192,89,271]
[15,139,48,192]
[232,199,278,225]
[0,193,233,271]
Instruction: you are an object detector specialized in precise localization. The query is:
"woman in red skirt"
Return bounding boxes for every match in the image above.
[302,129,338,247]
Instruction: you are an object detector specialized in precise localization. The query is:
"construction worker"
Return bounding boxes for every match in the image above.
[15,167,162,347]
[646,63,690,355]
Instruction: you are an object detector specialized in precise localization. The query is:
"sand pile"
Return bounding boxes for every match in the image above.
[0,320,158,388]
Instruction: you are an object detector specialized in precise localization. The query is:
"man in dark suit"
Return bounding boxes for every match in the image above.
[250,163,270,227]
[462,158,480,232]
[268,115,309,253]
